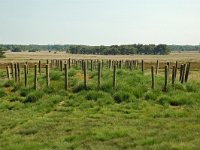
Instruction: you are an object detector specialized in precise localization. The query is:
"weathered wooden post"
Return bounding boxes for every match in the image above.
[172,66,176,87]
[64,63,68,90]
[167,62,170,72]
[90,60,93,71]
[11,62,14,78]
[39,60,41,74]
[141,60,144,72]
[46,64,50,87]
[156,60,159,75]
[185,62,190,83]
[26,62,29,74]
[34,64,37,90]
[98,62,101,89]
[6,65,11,80]
[175,61,178,78]
[163,65,168,92]
[179,64,183,81]
[24,64,28,87]
[151,66,155,90]
[17,63,21,82]
[14,63,18,82]
[68,58,71,69]
[60,60,63,71]
[181,64,186,84]
[113,62,116,89]
[83,61,87,89]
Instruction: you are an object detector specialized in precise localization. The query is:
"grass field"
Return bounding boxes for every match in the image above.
[0,53,200,150]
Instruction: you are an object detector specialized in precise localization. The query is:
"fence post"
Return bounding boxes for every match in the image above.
[39,60,41,74]
[17,63,21,82]
[98,62,101,89]
[68,58,71,69]
[6,65,11,80]
[24,64,27,87]
[185,62,190,83]
[83,61,87,89]
[175,61,178,79]
[141,60,144,72]
[11,62,14,78]
[163,65,168,92]
[151,66,154,90]
[181,64,186,84]
[14,63,18,82]
[34,64,37,90]
[179,64,183,81]
[64,63,68,90]
[156,60,159,75]
[46,64,50,87]
[113,62,116,89]
[172,66,175,87]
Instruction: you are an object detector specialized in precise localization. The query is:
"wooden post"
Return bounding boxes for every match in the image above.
[113,63,116,89]
[181,64,186,84]
[24,64,28,87]
[163,65,168,92]
[64,63,68,90]
[26,62,29,74]
[6,65,11,80]
[68,58,71,69]
[98,62,101,89]
[172,66,176,87]
[90,60,93,71]
[34,64,37,90]
[179,64,183,81]
[141,60,144,72]
[156,60,159,75]
[11,62,14,78]
[60,60,63,71]
[151,66,154,90]
[46,64,50,87]
[17,63,21,82]
[14,63,18,82]
[185,62,190,83]
[39,60,41,74]
[83,61,87,89]
[167,62,170,71]
[175,61,178,79]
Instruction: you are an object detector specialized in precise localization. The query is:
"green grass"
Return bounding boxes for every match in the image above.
[0,66,200,150]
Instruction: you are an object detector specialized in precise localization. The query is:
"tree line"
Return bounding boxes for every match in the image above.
[0,44,171,56]
[68,44,170,55]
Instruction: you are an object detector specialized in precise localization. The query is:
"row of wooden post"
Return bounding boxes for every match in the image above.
[4,60,190,92]
[151,62,190,92]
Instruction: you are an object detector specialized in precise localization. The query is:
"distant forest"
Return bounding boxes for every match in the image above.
[0,44,200,55]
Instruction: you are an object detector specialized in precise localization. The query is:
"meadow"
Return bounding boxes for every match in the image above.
[0,52,200,150]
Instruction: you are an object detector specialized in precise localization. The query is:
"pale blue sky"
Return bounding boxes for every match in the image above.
[0,0,200,45]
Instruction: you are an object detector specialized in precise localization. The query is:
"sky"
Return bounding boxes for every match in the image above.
[0,0,200,45]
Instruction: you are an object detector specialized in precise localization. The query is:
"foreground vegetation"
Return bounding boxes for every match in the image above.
[0,66,200,150]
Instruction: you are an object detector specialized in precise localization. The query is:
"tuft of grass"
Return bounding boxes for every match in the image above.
[23,91,44,103]
[113,91,130,103]
[3,80,15,87]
